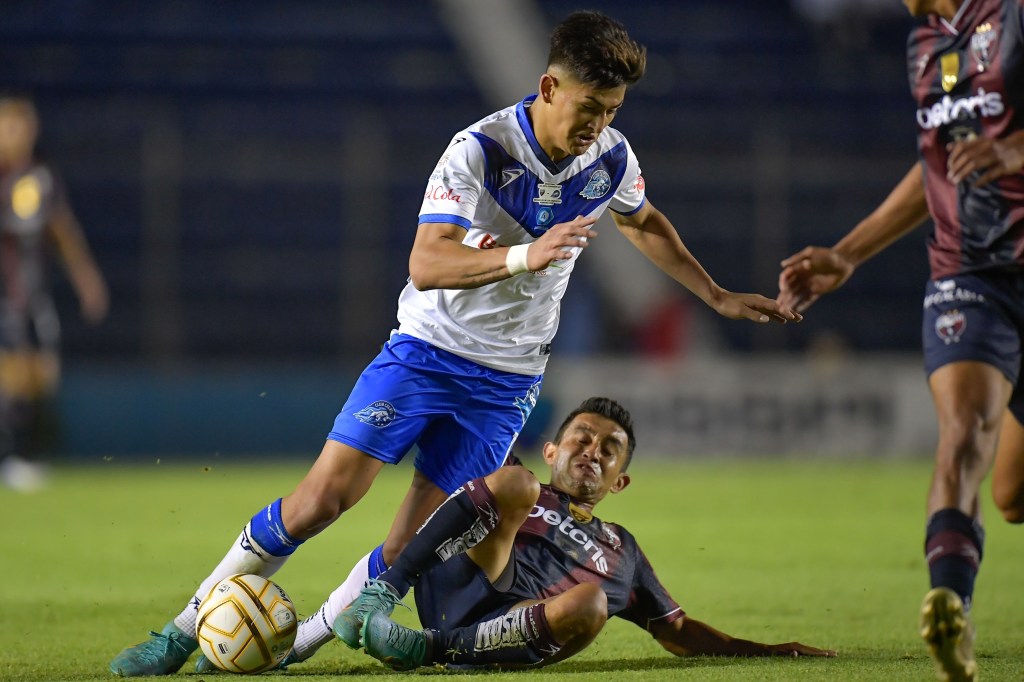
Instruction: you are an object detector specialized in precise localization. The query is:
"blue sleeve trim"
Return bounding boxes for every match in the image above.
[419,213,471,229]
[611,197,647,217]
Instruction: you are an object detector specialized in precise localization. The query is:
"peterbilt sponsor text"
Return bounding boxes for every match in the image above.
[528,504,609,573]
[916,88,1004,130]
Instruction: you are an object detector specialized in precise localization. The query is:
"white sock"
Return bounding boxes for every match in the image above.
[172,524,290,637]
[291,550,373,660]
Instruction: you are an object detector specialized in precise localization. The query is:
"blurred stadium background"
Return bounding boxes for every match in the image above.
[0,0,935,461]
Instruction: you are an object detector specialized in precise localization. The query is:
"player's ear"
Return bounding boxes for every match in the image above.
[539,73,557,103]
[541,441,558,466]
[609,473,631,495]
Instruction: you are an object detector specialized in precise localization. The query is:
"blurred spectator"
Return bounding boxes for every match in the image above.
[0,95,108,492]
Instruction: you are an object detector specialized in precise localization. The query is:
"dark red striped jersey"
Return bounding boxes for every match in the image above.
[509,484,683,632]
[907,0,1024,278]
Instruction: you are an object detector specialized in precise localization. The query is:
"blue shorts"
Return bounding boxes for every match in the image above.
[328,334,543,494]
[415,553,522,634]
[922,271,1024,422]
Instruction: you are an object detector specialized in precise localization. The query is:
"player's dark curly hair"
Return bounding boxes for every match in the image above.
[547,11,647,89]
[553,396,637,469]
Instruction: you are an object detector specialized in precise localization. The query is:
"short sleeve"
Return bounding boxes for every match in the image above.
[615,534,684,631]
[419,134,484,230]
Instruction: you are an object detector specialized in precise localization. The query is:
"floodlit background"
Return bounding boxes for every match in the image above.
[0,0,933,459]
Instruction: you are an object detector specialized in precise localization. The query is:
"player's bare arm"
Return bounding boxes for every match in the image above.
[408,216,597,290]
[650,615,837,658]
[778,163,930,312]
[947,129,1024,188]
[46,207,109,323]
[611,201,801,324]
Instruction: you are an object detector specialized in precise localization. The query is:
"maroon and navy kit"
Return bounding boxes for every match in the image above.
[414,483,683,637]
[0,160,67,351]
[908,0,1024,417]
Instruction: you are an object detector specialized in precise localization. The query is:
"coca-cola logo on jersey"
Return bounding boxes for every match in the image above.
[916,88,1004,130]
[424,185,462,203]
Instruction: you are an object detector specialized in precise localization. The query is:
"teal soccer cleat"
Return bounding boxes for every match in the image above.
[361,611,428,671]
[109,621,198,677]
[332,579,406,649]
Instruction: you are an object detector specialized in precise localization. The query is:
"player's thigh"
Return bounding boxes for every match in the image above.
[923,274,1020,459]
[0,350,56,398]
[992,407,1024,521]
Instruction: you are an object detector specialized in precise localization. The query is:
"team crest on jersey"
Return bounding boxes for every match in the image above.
[579,168,611,199]
[354,400,396,427]
[940,53,960,92]
[533,182,563,206]
[11,175,42,220]
[971,23,996,72]
[935,309,966,344]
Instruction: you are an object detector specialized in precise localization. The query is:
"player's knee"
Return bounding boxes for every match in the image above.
[487,465,540,514]
[992,485,1024,524]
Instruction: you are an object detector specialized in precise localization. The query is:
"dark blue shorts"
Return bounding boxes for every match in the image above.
[328,334,543,494]
[414,553,523,634]
[922,271,1024,422]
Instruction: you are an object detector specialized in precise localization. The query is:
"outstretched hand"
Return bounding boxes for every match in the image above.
[711,291,802,324]
[777,246,855,313]
[767,641,838,658]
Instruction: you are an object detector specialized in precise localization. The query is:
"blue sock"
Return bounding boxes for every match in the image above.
[249,498,303,557]
[367,543,388,578]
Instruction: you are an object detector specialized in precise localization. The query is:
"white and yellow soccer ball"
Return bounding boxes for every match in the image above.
[196,574,297,674]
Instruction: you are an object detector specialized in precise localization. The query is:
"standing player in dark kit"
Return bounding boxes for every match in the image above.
[340,397,836,670]
[0,96,109,492]
[778,1,1024,680]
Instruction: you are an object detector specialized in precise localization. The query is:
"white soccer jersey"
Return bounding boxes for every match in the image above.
[397,95,646,375]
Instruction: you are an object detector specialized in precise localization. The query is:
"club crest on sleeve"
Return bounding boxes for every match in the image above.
[354,400,397,427]
[935,309,966,344]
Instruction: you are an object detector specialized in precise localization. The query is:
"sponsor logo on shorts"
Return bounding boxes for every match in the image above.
[923,279,985,308]
[935,309,967,344]
[515,381,542,425]
[354,400,396,427]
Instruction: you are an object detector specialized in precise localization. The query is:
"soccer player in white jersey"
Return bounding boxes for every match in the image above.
[110,11,800,676]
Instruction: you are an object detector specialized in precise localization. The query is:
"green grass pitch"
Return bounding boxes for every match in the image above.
[2,456,1022,681]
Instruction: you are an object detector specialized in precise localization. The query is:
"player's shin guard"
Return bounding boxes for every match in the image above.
[435,603,561,667]
[174,499,303,636]
[380,477,500,598]
[925,508,984,611]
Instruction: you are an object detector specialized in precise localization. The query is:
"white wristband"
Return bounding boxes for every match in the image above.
[505,244,531,276]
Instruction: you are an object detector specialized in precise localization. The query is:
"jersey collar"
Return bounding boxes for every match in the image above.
[516,95,578,175]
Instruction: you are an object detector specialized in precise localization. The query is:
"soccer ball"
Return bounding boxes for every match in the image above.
[196,574,297,674]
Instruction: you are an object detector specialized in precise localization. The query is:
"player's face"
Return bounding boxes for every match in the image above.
[538,69,626,162]
[543,412,631,505]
